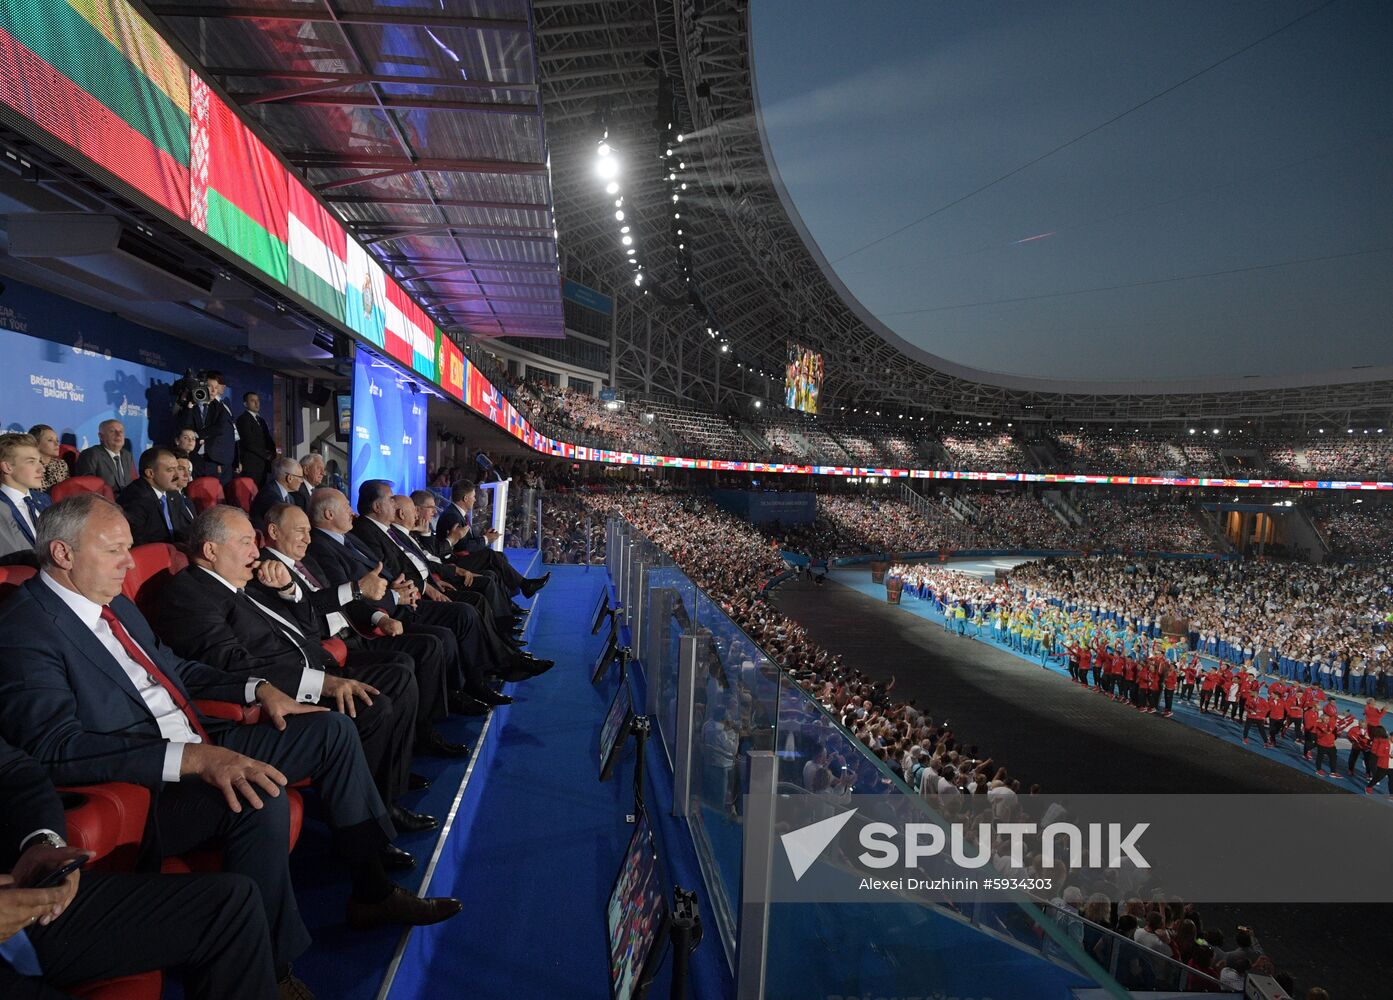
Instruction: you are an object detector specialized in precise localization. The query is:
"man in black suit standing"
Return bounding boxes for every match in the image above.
[153,505,432,837]
[175,371,238,483]
[0,494,460,974]
[435,480,548,598]
[73,420,135,494]
[0,736,284,998]
[259,502,467,761]
[235,391,277,486]
[295,453,327,507]
[250,457,306,530]
[117,447,194,547]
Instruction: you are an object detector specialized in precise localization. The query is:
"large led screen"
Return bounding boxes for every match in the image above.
[785,342,823,415]
[350,350,427,501]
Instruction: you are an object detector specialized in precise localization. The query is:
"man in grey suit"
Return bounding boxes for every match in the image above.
[0,432,52,561]
[73,419,134,493]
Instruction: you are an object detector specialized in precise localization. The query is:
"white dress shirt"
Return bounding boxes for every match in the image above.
[197,568,325,704]
[263,547,387,632]
[319,528,399,606]
[40,572,259,782]
[1,483,37,537]
[365,516,429,580]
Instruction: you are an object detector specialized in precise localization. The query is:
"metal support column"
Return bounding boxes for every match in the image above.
[735,750,778,1000]
[631,561,650,656]
[671,627,709,818]
[645,586,675,718]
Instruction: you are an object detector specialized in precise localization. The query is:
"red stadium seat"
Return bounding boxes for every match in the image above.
[121,543,188,621]
[323,636,348,667]
[0,563,36,601]
[70,973,162,1000]
[185,475,224,513]
[224,476,258,514]
[51,475,115,503]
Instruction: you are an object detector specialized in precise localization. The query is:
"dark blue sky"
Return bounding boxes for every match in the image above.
[750,0,1393,382]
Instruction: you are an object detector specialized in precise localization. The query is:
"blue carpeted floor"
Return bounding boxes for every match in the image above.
[830,567,1392,801]
[385,562,657,1000]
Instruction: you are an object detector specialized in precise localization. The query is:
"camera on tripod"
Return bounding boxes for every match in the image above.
[171,369,212,408]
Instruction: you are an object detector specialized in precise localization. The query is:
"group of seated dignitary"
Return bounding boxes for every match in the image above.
[152,502,458,839]
[0,493,463,998]
[2,735,285,999]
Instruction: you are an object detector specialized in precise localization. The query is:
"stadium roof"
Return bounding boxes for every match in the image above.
[534,0,1393,425]
[146,0,564,341]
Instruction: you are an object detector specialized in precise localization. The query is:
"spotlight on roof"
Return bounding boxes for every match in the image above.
[595,156,619,180]
[621,235,632,246]
[720,343,728,353]
[676,133,685,142]
[615,210,624,221]
[605,181,619,195]
[754,399,762,408]
[597,141,612,157]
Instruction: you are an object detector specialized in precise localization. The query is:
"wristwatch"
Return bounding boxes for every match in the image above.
[351,581,363,600]
[21,830,66,852]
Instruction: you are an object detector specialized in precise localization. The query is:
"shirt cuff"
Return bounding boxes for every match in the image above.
[297,668,326,703]
[337,582,354,607]
[162,743,185,783]
[19,828,66,854]
[244,678,266,703]
[371,611,389,626]
[277,584,302,602]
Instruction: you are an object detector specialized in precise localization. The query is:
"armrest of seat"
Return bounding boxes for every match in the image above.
[321,637,348,667]
[60,782,153,869]
[194,700,262,725]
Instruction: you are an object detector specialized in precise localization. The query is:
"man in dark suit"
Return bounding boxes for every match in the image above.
[235,391,277,485]
[153,505,431,836]
[435,479,549,598]
[250,457,306,531]
[0,736,286,998]
[408,489,519,626]
[0,494,461,974]
[174,371,238,483]
[294,453,327,507]
[354,482,547,684]
[0,433,52,561]
[72,420,134,494]
[260,502,465,760]
[117,447,194,547]
[306,488,504,714]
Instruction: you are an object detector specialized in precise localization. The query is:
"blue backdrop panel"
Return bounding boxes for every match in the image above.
[709,490,816,525]
[0,278,273,450]
[0,325,173,453]
[350,350,427,501]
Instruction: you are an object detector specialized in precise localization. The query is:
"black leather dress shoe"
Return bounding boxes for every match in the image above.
[416,731,471,758]
[408,772,431,791]
[474,688,513,707]
[509,603,526,616]
[389,805,439,833]
[448,690,488,716]
[347,887,462,931]
[380,844,416,871]
[519,572,550,598]
[523,656,555,676]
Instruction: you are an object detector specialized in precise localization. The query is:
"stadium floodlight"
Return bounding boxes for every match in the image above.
[754,400,762,408]
[672,194,679,202]
[1188,428,1196,435]
[605,181,620,195]
[678,162,686,170]
[676,133,685,142]
[720,344,728,353]
[596,156,619,180]
[615,197,623,207]
[634,274,643,286]
[620,225,630,234]
[680,183,687,190]
[626,248,636,255]
[597,141,612,157]
[674,212,681,219]
[621,235,633,246]
[615,210,625,221]
[665,147,673,157]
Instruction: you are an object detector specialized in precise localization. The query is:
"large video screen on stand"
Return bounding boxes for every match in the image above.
[349,350,427,501]
[598,682,633,781]
[607,814,669,1000]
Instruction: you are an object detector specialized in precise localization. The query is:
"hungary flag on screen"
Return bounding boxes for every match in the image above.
[189,73,289,284]
[287,182,348,322]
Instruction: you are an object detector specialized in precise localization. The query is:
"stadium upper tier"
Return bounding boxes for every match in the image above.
[498,369,1392,484]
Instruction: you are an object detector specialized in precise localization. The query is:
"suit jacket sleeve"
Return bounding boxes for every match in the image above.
[154,576,307,693]
[0,738,65,870]
[117,487,161,547]
[0,633,171,788]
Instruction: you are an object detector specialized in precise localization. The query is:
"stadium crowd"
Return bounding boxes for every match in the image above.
[0,403,555,998]
[586,491,1340,996]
